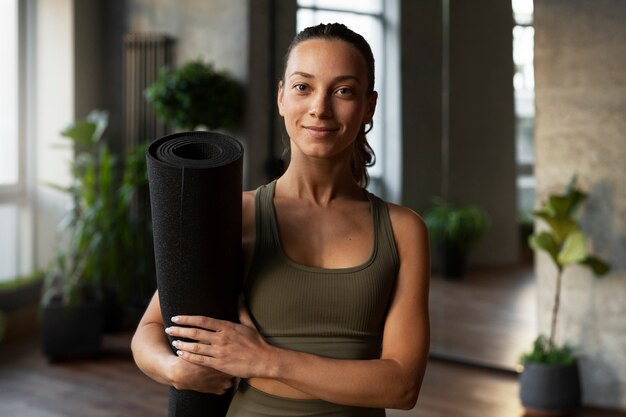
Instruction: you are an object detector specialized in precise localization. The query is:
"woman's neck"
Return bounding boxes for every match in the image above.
[277,155,364,206]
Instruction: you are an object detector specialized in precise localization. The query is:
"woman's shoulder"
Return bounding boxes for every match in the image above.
[384,201,428,248]
[242,180,275,216]
[242,190,256,218]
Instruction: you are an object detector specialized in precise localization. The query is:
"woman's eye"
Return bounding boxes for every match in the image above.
[336,87,353,96]
[294,84,308,92]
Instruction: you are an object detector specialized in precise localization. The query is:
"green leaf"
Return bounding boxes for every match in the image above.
[528,232,559,264]
[534,210,579,243]
[580,256,611,276]
[60,121,97,145]
[557,230,588,266]
[548,195,573,218]
[565,189,587,217]
[519,335,576,365]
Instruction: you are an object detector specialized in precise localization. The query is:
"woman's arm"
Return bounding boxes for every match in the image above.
[131,291,235,394]
[168,205,430,409]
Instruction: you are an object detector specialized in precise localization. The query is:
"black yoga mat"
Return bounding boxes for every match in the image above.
[146,131,244,417]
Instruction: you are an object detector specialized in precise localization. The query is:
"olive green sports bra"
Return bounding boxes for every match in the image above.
[244,181,400,360]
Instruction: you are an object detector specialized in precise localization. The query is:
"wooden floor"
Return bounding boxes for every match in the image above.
[1,333,625,417]
[429,263,538,370]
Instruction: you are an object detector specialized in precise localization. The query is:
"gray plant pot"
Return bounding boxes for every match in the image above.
[520,361,581,416]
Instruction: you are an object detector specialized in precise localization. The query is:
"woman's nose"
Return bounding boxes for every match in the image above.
[309,93,333,118]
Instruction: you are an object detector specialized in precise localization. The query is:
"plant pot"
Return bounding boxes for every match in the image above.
[520,361,581,416]
[438,242,468,278]
[41,298,103,360]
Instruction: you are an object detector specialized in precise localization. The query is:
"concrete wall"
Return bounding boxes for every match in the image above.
[534,0,626,409]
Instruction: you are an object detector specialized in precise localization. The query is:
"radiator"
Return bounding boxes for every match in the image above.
[123,33,175,148]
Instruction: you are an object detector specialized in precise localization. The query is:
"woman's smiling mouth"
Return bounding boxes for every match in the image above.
[304,126,340,139]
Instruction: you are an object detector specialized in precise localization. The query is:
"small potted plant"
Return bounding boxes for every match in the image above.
[145,60,244,131]
[519,175,610,416]
[41,110,147,359]
[424,197,490,278]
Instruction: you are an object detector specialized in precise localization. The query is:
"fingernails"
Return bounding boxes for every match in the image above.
[165,327,173,334]
[171,316,180,323]
[172,340,179,348]
[176,350,183,356]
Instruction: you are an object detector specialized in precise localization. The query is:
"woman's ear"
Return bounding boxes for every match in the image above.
[277,80,285,117]
[363,91,378,124]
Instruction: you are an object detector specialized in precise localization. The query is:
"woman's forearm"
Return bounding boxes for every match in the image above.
[168,313,426,409]
[265,347,422,409]
[131,322,175,386]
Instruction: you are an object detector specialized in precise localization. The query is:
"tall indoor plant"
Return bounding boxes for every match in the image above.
[520,175,610,416]
[424,197,489,278]
[145,60,244,131]
[41,110,147,358]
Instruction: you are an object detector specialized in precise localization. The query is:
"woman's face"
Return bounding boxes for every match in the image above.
[278,39,377,163]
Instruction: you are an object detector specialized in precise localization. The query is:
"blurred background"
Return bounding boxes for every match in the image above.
[0,0,624,416]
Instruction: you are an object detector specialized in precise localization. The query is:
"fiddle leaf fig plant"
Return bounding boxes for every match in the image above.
[522,175,610,364]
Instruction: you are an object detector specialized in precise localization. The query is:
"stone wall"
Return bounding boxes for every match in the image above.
[534,0,626,409]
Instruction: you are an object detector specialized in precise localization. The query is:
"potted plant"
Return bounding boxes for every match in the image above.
[424,197,490,278]
[41,110,147,359]
[519,175,610,416]
[145,60,244,131]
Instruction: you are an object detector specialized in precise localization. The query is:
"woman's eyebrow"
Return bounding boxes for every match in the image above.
[288,71,361,83]
[289,71,314,79]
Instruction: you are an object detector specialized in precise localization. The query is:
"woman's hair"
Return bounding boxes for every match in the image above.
[280,23,376,188]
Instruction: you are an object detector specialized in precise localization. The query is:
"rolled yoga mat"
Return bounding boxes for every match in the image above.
[146,131,244,417]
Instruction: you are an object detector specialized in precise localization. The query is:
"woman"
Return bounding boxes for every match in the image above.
[132,23,430,416]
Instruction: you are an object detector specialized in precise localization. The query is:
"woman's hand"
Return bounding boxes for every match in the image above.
[164,353,235,394]
[165,304,277,379]
[131,291,236,395]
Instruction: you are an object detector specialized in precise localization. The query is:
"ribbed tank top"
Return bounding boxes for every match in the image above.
[244,181,399,360]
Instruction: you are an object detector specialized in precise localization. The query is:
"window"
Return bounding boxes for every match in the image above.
[0,0,19,189]
[296,0,400,200]
[0,0,25,282]
[512,0,535,221]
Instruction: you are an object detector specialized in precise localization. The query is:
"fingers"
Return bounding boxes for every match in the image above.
[171,339,214,357]
[171,315,229,331]
[176,348,216,367]
[172,339,225,370]
[165,324,216,344]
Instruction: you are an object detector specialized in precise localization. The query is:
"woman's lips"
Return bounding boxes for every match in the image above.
[304,126,339,139]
